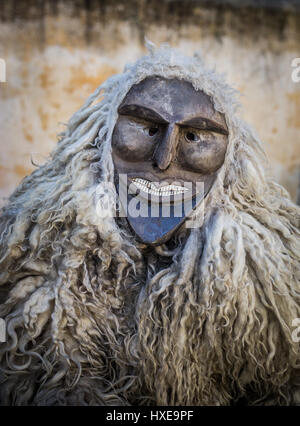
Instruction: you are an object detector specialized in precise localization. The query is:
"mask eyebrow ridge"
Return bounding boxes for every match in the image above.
[118,104,169,124]
[178,117,228,135]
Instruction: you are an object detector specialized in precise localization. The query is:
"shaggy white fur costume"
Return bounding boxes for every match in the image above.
[0,44,299,405]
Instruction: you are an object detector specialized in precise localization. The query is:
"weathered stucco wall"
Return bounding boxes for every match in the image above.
[0,0,299,206]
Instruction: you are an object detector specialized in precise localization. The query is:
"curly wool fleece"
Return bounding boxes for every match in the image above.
[0,43,299,406]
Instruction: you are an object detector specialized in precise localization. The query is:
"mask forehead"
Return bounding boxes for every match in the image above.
[119,76,227,128]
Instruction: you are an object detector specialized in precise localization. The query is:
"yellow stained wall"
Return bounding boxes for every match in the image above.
[0,1,299,206]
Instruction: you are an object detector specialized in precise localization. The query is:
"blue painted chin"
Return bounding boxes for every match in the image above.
[124,191,205,246]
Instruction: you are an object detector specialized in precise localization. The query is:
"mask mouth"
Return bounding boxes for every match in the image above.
[127,176,196,204]
[131,177,189,197]
[116,172,216,245]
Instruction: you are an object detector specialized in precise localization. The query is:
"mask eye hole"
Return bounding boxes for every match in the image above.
[185,131,200,143]
[147,127,159,137]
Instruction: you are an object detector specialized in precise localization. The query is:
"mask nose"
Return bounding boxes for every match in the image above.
[153,124,179,171]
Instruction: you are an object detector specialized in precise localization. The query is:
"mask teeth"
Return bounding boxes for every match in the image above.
[132,178,188,196]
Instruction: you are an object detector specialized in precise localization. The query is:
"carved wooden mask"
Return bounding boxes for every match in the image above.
[112,76,228,245]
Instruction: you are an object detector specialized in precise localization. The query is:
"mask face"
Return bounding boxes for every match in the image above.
[112,76,229,245]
